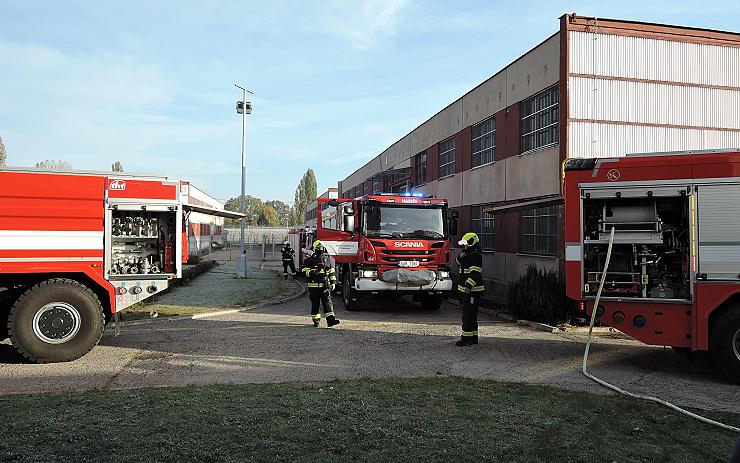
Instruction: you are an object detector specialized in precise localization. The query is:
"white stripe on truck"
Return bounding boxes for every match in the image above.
[0,230,104,250]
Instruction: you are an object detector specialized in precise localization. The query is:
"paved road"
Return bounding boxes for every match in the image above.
[0,294,737,414]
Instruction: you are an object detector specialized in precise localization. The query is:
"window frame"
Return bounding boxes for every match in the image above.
[519,205,557,256]
[520,86,559,154]
[471,204,495,251]
[471,117,496,168]
[415,151,428,185]
[438,137,456,178]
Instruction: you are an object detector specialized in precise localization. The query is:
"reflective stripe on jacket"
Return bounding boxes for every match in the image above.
[455,247,485,293]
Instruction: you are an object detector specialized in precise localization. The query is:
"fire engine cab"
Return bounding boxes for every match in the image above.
[317,193,458,311]
[564,149,740,382]
[0,167,242,363]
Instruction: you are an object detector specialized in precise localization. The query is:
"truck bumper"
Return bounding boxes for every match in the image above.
[354,278,453,292]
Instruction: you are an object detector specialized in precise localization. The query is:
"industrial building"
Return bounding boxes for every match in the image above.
[181,181,226,256]
[327,14,740,299]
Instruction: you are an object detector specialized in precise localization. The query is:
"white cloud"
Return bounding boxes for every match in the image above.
[311,0,411,48]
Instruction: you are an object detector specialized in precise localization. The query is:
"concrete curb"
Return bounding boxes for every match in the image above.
[114,272,307,328]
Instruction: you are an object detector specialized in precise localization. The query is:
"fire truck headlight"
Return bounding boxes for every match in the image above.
[360,270,377,279]
[437,270,450,278]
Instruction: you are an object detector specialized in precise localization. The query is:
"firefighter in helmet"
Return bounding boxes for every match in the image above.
[280,240,297,279]
[302,240,340,328]
[455,232,485,346]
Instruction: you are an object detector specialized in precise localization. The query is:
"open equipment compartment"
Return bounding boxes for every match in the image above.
[105,203,182,280]
[581,187,692,301]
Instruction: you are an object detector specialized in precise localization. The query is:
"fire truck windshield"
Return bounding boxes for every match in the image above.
[362,204,445,239]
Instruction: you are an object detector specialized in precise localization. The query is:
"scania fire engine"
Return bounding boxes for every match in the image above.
[317,193,458,311]
[0,167,241,363]
[564,149,740,382]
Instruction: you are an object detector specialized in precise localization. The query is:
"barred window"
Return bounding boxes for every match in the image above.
[520,205,557,255]
[363,181,370,196]
[472,205,495,250]
[438,137,456,178]
[415,151,428,184]
[472,117,495,167]
[342,190,350,199]
[521,86,558,153]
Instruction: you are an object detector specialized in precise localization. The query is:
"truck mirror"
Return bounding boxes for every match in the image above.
[449,217,458,236]
[449,210,460,219]
[343,204,354,215]
[344,215,355,233]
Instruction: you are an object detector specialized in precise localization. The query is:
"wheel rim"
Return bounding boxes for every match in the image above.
[733,327,740,362]
[32,302,81,344]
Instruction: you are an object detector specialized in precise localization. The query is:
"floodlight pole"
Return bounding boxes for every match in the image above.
[235,84,253,278]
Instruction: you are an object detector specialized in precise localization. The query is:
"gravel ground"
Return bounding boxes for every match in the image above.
[0,292,737,416]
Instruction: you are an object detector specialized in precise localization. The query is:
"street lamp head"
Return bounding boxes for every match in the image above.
[236,101,253,114]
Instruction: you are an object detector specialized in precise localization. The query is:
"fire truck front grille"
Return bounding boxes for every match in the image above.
[380,249,435,263]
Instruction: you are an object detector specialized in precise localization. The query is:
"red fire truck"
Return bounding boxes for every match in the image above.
[0,167,240,363]
[564,149,740,382]
[317,193,458,311]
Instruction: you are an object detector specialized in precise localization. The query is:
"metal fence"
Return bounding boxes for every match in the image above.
[188,227,291,262]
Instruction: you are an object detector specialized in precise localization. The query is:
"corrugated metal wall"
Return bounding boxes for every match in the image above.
[568,30,740,158]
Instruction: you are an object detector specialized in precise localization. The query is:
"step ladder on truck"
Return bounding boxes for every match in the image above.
[563,149,740,383]
[0,167,243,363]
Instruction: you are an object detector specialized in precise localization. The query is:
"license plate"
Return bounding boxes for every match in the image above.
[398,260,419,268]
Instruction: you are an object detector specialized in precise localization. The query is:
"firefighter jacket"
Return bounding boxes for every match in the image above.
[302,253,336,289]
[456,246,485,293]
[281,245,295,262]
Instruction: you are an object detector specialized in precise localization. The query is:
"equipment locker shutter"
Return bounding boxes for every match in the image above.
[697,184,740,280]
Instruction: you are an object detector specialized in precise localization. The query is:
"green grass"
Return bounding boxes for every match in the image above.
[0,378,736,463]
[122,263,301,320]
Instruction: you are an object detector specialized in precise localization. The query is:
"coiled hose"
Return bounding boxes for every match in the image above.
[583,227,739,434]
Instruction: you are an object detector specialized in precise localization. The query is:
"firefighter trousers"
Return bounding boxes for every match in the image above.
[309,287,335,321]
[283,260,296,274]
[461,293,480,339]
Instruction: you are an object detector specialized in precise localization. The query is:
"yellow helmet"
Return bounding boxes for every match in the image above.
[458,232,480,246]
[312,240,325,250]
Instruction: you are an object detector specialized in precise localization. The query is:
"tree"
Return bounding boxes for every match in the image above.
[35,160,71,170]
[0,136,6,167]
[260,204,279,226]
[112,161,124,172]
[290,168,317,225]
[266,200,290,226]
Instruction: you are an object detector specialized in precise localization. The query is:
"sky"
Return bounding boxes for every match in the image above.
[1,1,739,204]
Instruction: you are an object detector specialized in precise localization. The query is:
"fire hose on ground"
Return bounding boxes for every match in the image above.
[583,226,740,434]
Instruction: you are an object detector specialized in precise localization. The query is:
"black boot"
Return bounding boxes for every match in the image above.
[284,273,289,280]
[455,336,475,347]
[327,318,340,327]
[313,320,320,327]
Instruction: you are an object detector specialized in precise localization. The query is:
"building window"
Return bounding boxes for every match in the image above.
[472,205,495,250]
[438,137,456,178]
[472,117,495,167]
[363,181,370,196]
[520,205,557,255]
[521,86,558,153]
[415,151,428,184]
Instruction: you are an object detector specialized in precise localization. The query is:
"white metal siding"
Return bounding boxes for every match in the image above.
[570,31,740,87]
[569,121,740,158]
[569,76,740,129]
[568,30,740,158]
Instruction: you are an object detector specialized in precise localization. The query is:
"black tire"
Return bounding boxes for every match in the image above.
[342,270,362,311]
[420,295,443,311]
[709,306,740,384]
[8,279,104,363]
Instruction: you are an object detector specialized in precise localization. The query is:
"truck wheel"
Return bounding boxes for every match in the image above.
[8,279,104,363]
[420,295,443,311]
[710,307,740,384]
[342,271,362,311]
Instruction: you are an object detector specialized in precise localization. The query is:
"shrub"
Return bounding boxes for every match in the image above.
[507,264,575,325]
